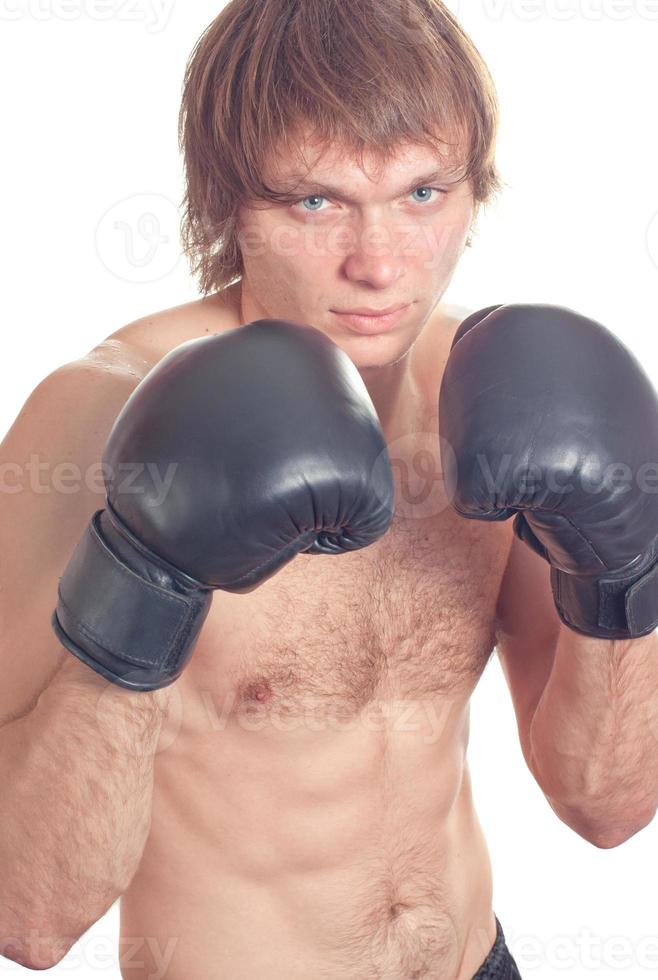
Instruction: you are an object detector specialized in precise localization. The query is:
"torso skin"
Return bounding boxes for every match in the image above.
[110,288,514,980]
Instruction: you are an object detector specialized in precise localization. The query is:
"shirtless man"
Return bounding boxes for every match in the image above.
[2,2,658,979]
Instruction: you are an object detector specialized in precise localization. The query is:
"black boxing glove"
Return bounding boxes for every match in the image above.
[439,303,658,640]
[52,320,394,690]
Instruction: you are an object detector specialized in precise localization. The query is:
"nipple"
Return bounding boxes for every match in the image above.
[242,679,273,703]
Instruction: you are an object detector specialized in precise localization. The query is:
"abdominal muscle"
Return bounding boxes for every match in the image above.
[119,685,497,980]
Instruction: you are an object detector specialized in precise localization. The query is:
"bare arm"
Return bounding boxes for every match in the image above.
[0,344,171,969]
[496,531,658,848]
[528,627,658,849]
[0,655,171,969]
[0,304,238,968]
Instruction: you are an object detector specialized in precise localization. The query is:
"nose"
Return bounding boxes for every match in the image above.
[341,218,406,290]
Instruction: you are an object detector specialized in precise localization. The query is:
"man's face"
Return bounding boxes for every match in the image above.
[237,138,476,370]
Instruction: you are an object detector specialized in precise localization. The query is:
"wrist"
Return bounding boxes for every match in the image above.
[50,654,173,711]
[40,656,173,762]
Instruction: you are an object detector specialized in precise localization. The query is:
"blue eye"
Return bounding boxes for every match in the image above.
[411,187,438,204]
[295,187,445,214]
[301,195,327,212]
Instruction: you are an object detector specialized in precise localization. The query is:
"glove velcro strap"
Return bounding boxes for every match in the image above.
[626,559,658,636]
[52,510,212,691]
[552,554,658,641]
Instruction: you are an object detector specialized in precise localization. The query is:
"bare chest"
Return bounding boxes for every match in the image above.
[185,507,513,722]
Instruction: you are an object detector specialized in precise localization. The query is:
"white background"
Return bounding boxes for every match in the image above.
[1,1,657,977]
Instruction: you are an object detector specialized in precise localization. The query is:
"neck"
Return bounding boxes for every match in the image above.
[359,356,421,445]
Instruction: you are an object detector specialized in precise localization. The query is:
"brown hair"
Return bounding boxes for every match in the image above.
[179,0,503,296]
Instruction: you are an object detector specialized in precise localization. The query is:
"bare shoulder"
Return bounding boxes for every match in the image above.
[101,287,242,373]
[0,291,237,724]
[0,354,144,724]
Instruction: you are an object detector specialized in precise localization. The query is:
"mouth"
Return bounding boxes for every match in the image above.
[330,304,412,336]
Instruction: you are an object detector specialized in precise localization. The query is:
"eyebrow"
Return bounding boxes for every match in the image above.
[287,170,460,204]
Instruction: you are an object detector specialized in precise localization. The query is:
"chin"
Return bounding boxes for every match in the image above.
[334,334,414,371]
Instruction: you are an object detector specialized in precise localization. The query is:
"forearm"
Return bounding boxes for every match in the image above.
[0,657,170,967]
[529,626,658,841]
